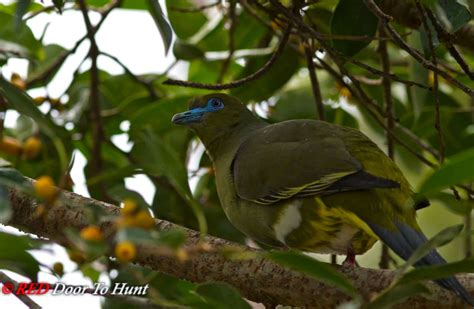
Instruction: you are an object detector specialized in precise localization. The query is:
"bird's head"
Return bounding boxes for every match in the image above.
[172,93,259,146]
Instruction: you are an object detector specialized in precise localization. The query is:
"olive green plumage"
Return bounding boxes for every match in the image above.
[172,93,473,305]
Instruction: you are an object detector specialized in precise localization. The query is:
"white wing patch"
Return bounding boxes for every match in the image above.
[273,200,303,244]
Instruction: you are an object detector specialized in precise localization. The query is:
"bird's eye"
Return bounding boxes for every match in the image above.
[208,98,224,110]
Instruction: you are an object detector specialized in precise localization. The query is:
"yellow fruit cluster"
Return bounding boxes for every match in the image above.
[0,136,42,159]
[34,176,58,203]
[80,226,103,242]
[116,199,156,230]
[115,241,136,263]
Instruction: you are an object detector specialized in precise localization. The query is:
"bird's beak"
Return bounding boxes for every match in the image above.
[171,108,205,125]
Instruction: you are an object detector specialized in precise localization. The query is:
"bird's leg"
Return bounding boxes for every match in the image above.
[342,247,356,268]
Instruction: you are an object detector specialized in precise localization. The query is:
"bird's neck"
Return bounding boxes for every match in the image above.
[204,118,267,161]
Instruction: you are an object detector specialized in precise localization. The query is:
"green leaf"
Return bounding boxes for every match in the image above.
[173,40,205,60]
[52,0,64,13]
[147,0,173,55]
[419,148,474,194]
[330,0,378,57]
[398,258,474,284]
[15,0,31,29]
[396,225,463,276]
[27,44,66,87]
[432,192,472,215]
[196,282,251,309]
[268,83,358,128]
[0,77,63,138]
[0,232,40,281]
[268,251,358,297]
[0,77,68,170]
[230,47,300,102]
[438,0,472,32]
[0,11,41,57]
[366,283,430,309]
[0,167,31,191]
[166,0,207,40]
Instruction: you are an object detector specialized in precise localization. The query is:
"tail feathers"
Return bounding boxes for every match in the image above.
[369,222,474,306]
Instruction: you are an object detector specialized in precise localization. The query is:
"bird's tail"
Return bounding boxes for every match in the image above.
[369,222,474,306]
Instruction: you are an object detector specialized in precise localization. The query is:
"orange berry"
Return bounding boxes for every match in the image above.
[135,210,155,230]
[0,136,23,156]
[121,199,138,216]
[11,73,26,90]
[53,262,64,276]
[23,137,42,159]
[34,176,57,202]
[115,241,136,263]
[80,226,103,242]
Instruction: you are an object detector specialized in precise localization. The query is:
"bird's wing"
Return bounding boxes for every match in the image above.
[232,120,399,205]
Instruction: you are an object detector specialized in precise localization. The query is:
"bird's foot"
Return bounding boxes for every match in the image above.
[342,250,356,268]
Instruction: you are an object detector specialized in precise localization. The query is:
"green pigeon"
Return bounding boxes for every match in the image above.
[172,93,473,305]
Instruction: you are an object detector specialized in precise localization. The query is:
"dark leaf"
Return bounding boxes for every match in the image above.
[419,148,474,194]
[52,0,64,13]
[147,0,173,55]
[0,232,40,281]
[173,41,205,60]
[438,0,472,32]
[366,283,430,308]
[330,0,378,57]
[196,282,251,309]
[398,258,474,284]
[0,77,64,138]
[166,0,207,39]
[268,251,358,297]
[15,0,31,29]
[230,47,300,102]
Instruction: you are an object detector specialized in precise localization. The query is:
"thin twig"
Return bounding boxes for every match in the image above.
[25,0,121,88]
[424,8,474,80]
[0,272,41,309]
[217,0,237,83]
[77,0,107,200]
[304,41,325,120]
[99,51,159,99]
[163,24,292,90]
[378,24,394,270]
[169,1,221,13]
[364,0,473,98]
[349,59,431,90]
[26,36,86,87]
[416,2,445,164]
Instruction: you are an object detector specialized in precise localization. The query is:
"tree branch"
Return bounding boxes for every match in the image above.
[163,24,292,90]
[6,180,474,308]
[378,24,395,270]
[364,0,473,98]
[304,40,325,121]
[0,272,41,309]
[379,0,474,51]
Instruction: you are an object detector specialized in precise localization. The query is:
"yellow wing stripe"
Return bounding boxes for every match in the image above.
[252,171,356,205]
